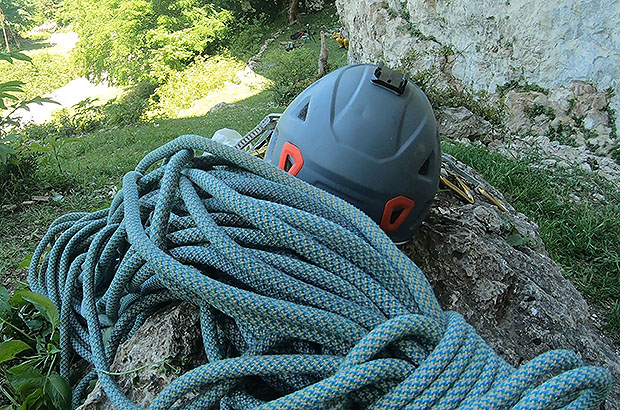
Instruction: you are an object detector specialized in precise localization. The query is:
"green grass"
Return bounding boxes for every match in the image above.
[444,141,620,340]
[1,90,281,287]
[49,92,281,189]
[0,194,110,289]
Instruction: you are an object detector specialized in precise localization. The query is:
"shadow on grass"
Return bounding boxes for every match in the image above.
[18,37,52,52]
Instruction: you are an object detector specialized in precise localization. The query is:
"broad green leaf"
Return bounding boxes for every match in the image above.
[0,92,19,101]
[13,290,59,328]
[7,365,43,396]
[0,145,16,155]
[45,374,71,410]
[27,97,60,106]
[18,254,33,270]
[18,388,44,410]
[1,405,14,410]
[0,85,25,93]
[0,340,31,364]
[24,318,43,332]
[0,80,25,86]
[9,52,32,62]
[0,286,10,316]
[9,360,42,375]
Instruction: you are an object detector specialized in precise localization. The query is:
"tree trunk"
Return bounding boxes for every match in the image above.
[8,25,20,49]
[289,0,300,25]
[318,31,329,78]
[0,7,10,52]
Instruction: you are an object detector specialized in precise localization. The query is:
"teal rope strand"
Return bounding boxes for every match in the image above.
[29,135,612,409]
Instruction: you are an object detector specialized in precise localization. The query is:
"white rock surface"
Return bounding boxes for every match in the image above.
[336,0,620,131]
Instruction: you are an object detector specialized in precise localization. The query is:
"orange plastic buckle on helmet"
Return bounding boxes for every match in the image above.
[380,196,415,232]
[278,142,304,176]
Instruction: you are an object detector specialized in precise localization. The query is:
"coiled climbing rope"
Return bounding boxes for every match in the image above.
[29,135,611,409]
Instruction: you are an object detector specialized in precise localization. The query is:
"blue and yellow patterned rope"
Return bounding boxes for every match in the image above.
[29,135,611,409]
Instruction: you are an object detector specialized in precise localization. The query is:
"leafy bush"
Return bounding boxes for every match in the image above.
[268,47,318,106]
[227,13,277,61]
[0,285,70,410]
[151,55,245,117]
[0,52,77,100]
[104,81,156,126]
[50,99,106,137]
[24,82,157,143]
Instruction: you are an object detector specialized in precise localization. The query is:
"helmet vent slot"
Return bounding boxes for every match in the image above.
[298,103,309,121]
[418,156,431,175]
[284,156,294,172]
[389,207,404,224]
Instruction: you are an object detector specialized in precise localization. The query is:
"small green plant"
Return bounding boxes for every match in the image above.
[524,103,555,121]
[26,134,80,174]
[399,21,438,42]
[546,123,578,147]
[415,78,504,125]
[0,285,71,410]
[496,79,549,97]
[602,87,617,139]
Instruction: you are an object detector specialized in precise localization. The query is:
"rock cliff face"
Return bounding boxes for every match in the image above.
[336,0,620,132]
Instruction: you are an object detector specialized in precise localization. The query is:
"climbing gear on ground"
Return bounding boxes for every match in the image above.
[440,167,475,204]
[30,135,611,409]
[330,27,349,49]
[441,154,509,212]
[265,64,442,244]
[235,113,281,154]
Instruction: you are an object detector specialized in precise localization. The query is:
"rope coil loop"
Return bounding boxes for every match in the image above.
[28,135,612,409]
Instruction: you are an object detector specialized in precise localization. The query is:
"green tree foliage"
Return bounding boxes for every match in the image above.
[0,0,35,49]
[0,51,56,165]
[31,0,63,25]
[62,0,234,84]
[212,0,287,19]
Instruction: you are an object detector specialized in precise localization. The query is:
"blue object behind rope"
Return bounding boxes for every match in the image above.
[29,135,611,409]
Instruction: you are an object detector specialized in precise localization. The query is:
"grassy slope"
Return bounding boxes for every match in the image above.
[0,5,348,287]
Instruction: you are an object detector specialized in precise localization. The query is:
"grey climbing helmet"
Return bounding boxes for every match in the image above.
[265,64,441,243]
